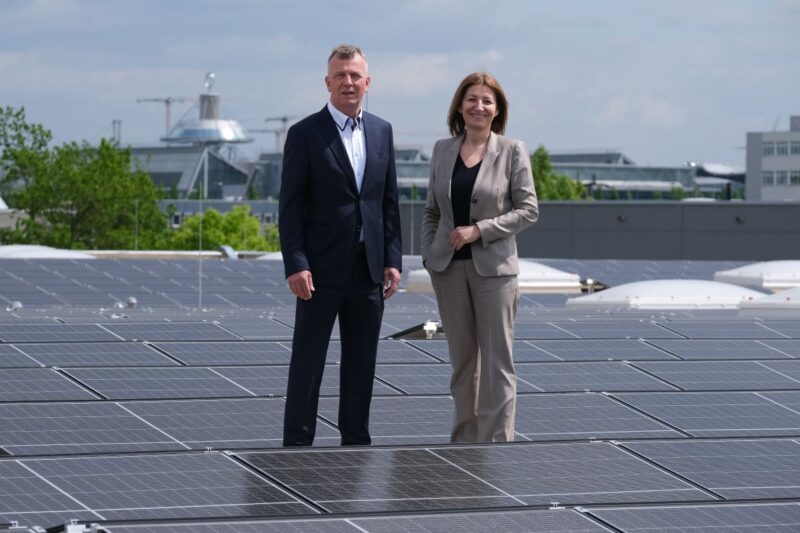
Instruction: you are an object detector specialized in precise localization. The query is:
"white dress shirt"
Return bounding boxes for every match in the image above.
[327,101,366,193]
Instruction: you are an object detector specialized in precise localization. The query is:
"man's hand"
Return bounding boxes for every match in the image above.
[449,224,481,250]
[383,267,401,300]
[287,270,314,300]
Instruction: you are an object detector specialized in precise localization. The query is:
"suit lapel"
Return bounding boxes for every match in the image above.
[440,135,462,200]
[316,107,358,194]
[472,131,499,199]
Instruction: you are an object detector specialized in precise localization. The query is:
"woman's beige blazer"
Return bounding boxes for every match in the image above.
[421,132,539,276]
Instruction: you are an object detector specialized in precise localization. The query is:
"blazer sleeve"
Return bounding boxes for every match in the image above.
[382,125,403,271]
[420,140,440,261]
[278,124,311,278]
[475,140,539,245]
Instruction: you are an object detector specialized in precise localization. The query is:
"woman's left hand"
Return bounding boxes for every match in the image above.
[449,225,481,250]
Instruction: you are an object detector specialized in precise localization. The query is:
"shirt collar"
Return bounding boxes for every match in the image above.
[327,101,362,131]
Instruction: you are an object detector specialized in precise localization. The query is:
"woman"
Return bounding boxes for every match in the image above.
[421,72,539,442]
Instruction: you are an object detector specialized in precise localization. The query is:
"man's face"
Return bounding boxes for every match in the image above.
[326,54,370,117]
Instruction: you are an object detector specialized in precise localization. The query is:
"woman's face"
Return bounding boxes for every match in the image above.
[459,84,498,133]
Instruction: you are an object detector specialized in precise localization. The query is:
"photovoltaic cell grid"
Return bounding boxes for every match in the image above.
[588,503,800,533]
[101,508,612,532]
[2,258,800,531]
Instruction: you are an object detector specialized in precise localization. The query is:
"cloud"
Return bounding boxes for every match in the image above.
[597,93,688,128]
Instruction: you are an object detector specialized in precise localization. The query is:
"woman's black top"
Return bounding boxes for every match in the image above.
[450,154,482,261]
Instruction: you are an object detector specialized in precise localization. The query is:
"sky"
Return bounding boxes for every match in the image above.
[1,0,798,169]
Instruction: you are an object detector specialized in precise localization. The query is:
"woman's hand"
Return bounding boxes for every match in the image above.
[449,225,481,250]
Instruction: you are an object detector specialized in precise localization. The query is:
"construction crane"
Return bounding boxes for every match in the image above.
[136,96,194,136]
[262,115,299,152]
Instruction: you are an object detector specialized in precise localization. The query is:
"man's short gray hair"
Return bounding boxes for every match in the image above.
[328,44,366,63]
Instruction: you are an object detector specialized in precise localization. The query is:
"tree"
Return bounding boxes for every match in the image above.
[0,106,167,249]
[530,145,585,200]
[167,204,277,251]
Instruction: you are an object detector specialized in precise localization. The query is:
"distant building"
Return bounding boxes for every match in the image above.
[550,150,695,199]
[250,145,433,201]
[132,145,251,200]
[132,74,253,200]
[746,115,800,201]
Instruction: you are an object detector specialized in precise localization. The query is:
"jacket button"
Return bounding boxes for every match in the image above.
[471,197,478,203]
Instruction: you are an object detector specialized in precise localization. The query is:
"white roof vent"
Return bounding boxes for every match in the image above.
[0,245,96,259]
[739,286,800,310]
[566,279,765,310]
[714,261,800,292]
[407,259,582,293]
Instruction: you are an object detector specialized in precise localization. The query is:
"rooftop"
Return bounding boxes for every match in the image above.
[1,255,799,531]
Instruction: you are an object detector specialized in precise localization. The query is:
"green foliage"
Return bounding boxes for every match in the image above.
[0,106,167,249]
[167,204,278,251]
[530,145,585,200]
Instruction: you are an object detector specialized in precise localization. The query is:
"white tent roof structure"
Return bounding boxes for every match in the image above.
[566,279,765,310]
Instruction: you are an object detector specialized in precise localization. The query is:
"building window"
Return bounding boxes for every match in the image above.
[762,142,775,156]
[792,141,800,155]
[776,141,789,155]
[762,171,774,185]
[791,171,800,185]
[776,171,788,185]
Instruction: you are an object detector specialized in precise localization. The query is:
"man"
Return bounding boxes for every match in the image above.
[279,44,402,446]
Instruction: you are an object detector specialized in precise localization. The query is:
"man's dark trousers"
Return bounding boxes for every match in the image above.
[282,244,383,446]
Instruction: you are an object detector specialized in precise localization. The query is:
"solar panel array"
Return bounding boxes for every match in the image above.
[1,257,800,532]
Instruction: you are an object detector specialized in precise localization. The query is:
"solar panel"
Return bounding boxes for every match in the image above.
[624,439,800,499]
[213,365,401,397]
[762,322,800,339]
[213,318,295,339]
[614,392,800,437]
[656,321,789,339]
[514,362,677,392]
[12,342,177,367]
[100,322,241,341]
[647,339,795,360]
[0,345,38,368]
[0,460,102,528]
[760,339,800,357]
[525,340,676,362]
[633,361,800,391]
[375,364,542,395]
[152,341,292,366]
[318,396,453,445]
[0,324,120,343]
[514,393,683,441]
[324,340,442,364]
[588,502,800,532]
[19,453,314,522]
[124,398,340,449]
[432,442,710,505]
[63,367,254,400]
[514,322,580,340]
[0,368,98,401]
[0,402,186,455]
[406,340,580,363]
[551,321,682,339]
[759,360,800,383]
[239,448,522,513]
[100,508,611,533]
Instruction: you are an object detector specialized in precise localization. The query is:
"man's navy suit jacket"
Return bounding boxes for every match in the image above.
[278,106,402,287]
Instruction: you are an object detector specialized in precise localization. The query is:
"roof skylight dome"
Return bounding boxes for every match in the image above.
[739,286,800,311]
[714,261,800,292]
[566,279,765,309]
